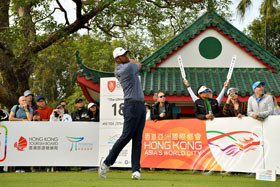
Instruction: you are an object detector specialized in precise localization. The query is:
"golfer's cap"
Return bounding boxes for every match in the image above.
[198,86,210,94]
[113,47,129,58]
[227,88,239,95]
[24,90,33,97]
[252,81,265,91]
[88,102,96,109]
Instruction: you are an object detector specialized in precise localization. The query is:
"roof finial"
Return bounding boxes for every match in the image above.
[207,0,215,12]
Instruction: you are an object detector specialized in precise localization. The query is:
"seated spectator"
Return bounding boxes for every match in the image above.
[247,81,274,121]
[60,100,70,114]
[71,98,88,121]
[33,96,53,121]
[184,80,229,105]
[50,104,72,122]
[151,91,173,120]
[0,103,9,121]
[86,103,99,122]
[24,90,37,111]
[223,88,247,118]
[9,96,33,121]
[194,86,222,120]
[265,92,280,115]
[145,102,151,120]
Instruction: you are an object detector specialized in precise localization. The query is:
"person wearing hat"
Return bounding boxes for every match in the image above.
[247,81,274,121]
[33,96,53,121]
[9,96,33,121]
[50,103,72,122]
[99,47,145,180]
[183,80,229,106]
[71,98,88,121]
[223,88,247,118]
[86,102,99,122]
[194,86,222,120]
[24,90,37,111]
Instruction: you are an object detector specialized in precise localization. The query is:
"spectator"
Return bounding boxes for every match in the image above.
[145,102,151,120]
[50,104,72,122]
[194,86,222,120]
[0,103,9,121]
[60,100,69,114]
[223,88,247,118]
[152,93,158,106]
[24,90,37,111]
[183,80,229,105]
[33,96,53,121]
[86,103,99,122]
[71,98,88,121]
[247,81,274,121]
[266,92,280,115]
[151,91,173,120]
[9,96,33,121]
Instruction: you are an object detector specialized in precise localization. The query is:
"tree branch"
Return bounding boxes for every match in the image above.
[72,0,83,19]
[56,0,70,25]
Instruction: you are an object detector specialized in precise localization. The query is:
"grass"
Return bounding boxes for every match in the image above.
[1,170,279,187]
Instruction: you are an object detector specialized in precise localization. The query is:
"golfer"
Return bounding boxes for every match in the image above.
[99,47,146,180]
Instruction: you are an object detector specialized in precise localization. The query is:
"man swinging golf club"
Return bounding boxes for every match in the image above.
[99,47,146,180]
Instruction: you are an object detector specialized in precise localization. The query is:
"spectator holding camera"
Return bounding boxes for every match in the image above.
[50,104,72,122]
[223,88,247,118]
[0,103,9,121]
[33,96,53,121]
[151,91,173,120]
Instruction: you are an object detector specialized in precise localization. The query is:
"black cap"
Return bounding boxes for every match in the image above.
[75,98,83,104]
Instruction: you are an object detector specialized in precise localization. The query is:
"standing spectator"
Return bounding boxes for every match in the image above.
[145,103,151,120]
[24,90,37,111]
[247,81,274,121]
[86,103,99,122]
[223,88,247,118]
[71,98,88,121]
[151,91,173,120]
[33,96,53,121]
[9,96,33,121]
[0,103,9,121]
[194,86,222,120]
[50,104,72,122]
[265,92,280,115]
[183,80,229,105]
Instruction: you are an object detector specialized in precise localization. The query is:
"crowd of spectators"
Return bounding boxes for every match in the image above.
[0,90,100,122]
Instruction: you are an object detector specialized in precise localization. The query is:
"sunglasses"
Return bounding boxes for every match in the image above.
[159,95,166,98]
[230,92,238,96]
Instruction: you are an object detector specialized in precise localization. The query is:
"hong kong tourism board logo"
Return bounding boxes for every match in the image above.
[0,125,8,162]
[66,136,93,151]
[14,136,59,151]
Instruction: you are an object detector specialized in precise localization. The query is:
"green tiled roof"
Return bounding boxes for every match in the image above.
[76,51,114,82]
[140,11,280,73]
[141,68,280,97]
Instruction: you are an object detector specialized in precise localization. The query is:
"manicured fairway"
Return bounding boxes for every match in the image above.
[1,170,279,187]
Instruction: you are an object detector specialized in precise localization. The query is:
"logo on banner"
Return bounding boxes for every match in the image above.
[0,125,8,162]
[207,131,261,157]
[108,81,116,93]
[107,134,120,144]
[66,136,93,151]
[14,136,27,151]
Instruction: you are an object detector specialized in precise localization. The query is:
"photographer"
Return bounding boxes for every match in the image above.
[50,104,72,122]
[0,103,9,121]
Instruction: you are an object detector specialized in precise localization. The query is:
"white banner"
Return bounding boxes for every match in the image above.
[0,122,99,166]
[99,77,131,167]
[226,55,237,80]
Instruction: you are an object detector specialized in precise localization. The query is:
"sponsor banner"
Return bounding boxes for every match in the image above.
[256,169,276,181]
[262,116,280,174]
[0,122,99,166]
[141,117,264,173]
[100,77,131,167]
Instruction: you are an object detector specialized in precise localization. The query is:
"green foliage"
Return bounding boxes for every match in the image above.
[246,6,280,58]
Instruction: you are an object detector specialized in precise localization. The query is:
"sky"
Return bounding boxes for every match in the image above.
[52,0,263,34]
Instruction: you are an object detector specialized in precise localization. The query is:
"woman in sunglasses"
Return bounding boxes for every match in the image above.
[223,88,247,118]
[151,91,173,120]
